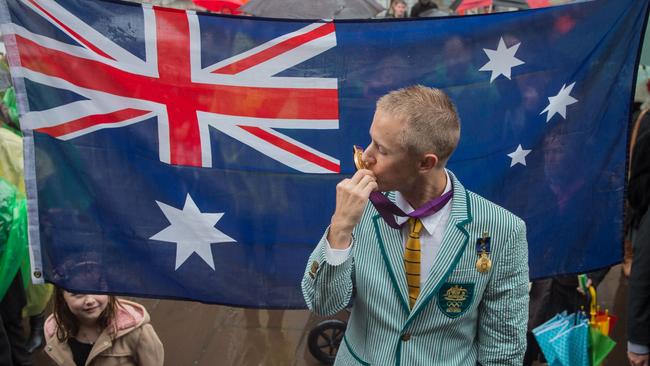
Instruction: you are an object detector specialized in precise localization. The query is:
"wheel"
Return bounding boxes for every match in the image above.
[307,319,347,365]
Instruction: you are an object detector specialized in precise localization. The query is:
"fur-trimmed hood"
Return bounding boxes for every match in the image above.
[45,299,150,339]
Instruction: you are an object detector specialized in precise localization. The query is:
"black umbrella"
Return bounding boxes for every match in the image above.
[492,0,552,9]
[492,0,531,9]
[240,0,385,19]
[418,8,453,17]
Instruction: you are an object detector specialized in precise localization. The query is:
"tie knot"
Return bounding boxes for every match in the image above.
[408,218,423,236]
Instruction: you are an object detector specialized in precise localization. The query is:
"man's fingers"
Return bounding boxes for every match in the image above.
[361,181,378,196]
[357,174,376,189]
[336,178,351,189]
[349,169,375,185]
[339,173,376,197]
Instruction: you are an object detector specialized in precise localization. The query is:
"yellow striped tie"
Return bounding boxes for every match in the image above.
[404,218,423,309]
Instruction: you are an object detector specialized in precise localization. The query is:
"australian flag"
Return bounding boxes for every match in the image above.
[0,0,646,307]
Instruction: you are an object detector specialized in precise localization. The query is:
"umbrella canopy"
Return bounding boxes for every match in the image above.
[450,0,493,13]
[533,312,589,366]
[534,285,618,366]
[492,0,551,9]
[594,310,618,336]
[528,0,551,7]
[589,327,616,366]
[587,285,618,335]
[550,320,590,366]
[240,0,384,19]
[192,0,247,14]
[586,285,618,365]
[418,8,452,17]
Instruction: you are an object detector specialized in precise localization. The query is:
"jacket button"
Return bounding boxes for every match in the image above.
[401,332,411,342]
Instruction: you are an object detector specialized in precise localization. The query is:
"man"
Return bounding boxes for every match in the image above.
[522,124,609,365]
[410,0,438,17]
[627,111,650,366]
[302,86,529,365]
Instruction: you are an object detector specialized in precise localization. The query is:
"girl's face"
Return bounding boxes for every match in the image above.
[63,291,109,325]
[393,3,407,17]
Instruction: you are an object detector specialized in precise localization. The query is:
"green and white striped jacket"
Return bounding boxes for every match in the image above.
[302,172,529,366]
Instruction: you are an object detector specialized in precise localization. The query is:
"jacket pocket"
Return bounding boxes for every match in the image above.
[445,268,480,283]
[336,336,370,365]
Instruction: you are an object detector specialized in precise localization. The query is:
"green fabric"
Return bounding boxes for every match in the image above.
[0,178,28,300]
[2,86,19,127]
[577,273,588,293]
[23,283,54,316]
[589,327,616,366]
[0,126,25,194]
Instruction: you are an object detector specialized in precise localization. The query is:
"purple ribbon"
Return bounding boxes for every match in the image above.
[369,189,453,229]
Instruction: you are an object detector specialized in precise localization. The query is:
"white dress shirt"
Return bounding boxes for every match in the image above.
[325,171,453,286]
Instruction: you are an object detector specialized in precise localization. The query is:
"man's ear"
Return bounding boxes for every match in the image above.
[419,153,439,172]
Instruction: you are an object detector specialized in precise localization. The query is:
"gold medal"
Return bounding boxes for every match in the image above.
[476,252,492,273]
[353,145,366,170]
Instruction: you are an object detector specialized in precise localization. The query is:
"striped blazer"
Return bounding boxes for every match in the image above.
[302,172,529,365]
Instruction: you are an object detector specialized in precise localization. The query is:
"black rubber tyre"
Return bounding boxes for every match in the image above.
[307,319,347,364]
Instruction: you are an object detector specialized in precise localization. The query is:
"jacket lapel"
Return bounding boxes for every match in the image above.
[86,330,113,365]
[371,195,411,315]
[411,173,473,317]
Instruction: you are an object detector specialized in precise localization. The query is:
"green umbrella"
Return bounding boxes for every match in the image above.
[585,284,617,366]
[0,178,29,300]
[589,327,616,366]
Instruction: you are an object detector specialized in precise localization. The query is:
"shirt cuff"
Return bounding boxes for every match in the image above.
[324,234,353,266]
[628,341,650,355]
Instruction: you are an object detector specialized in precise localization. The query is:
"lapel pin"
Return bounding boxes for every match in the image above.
[475,231,492,273]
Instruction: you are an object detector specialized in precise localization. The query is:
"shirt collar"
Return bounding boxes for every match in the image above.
[394,170,452,234]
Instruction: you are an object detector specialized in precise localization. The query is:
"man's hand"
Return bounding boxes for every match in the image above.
[629,351,649,366]
[576,278,592,295]
[328,169,377,249]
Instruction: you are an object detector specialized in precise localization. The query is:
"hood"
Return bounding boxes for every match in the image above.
[45,299,150,339]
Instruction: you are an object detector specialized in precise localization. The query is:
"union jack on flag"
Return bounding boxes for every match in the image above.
[5,0,340,172]
[0,0,646,307]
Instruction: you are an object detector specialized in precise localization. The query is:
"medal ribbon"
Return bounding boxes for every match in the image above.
[369,189,453,229]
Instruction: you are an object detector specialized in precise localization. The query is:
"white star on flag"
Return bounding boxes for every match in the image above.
[150,194,236,270]
[541,82,578,122]
[479,37,525,82]
[508,144,532,167]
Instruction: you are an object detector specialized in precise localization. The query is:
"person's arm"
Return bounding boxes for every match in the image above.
[628,341,649,365]
[477,219,529,366]
[301,170,376,316]
[627,349,649,366]
[628,211,650,366]
[301,227,355,316]
[135,324,164,366]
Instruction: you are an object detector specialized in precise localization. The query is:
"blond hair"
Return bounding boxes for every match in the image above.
[376,85,460,164]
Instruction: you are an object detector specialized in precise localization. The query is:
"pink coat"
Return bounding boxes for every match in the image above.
[44,299,164,366]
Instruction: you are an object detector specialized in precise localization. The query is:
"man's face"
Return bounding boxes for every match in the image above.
[543,135,573,186]
[362,110,419,192]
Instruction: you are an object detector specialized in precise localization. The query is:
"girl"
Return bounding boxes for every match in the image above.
[44,287,164,366]
[385,0,408,18]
